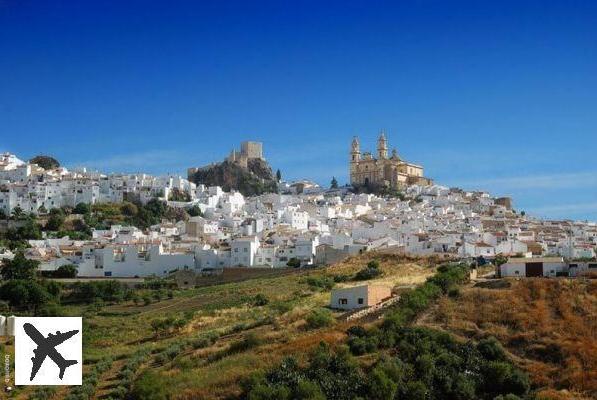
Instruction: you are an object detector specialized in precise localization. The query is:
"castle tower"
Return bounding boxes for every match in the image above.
[377,131,388,159]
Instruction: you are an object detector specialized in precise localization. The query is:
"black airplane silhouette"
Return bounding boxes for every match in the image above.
[23,323,79,381]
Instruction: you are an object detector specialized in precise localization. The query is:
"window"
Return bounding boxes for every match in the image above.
[339,298,347,305]
[358,298,364,304]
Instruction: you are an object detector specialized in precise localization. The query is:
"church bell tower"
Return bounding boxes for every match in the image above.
[350,136,361,184]
[377,131,388,159]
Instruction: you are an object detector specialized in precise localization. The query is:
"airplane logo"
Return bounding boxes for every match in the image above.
[23,323,79,381]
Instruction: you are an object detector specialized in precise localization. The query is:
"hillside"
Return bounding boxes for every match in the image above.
[7,257,594,400]
[419,278,597,399]
[189,159,278,196]
[6,253,435,400]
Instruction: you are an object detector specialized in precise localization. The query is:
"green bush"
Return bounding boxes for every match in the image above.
[305,308,334,329]
[270,300,294,315]
[304,275,335,290]
[354,266,382,280]
[252,293,269,306]
[287,257,301,268]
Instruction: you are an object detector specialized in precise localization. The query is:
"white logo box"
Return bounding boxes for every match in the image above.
[14,317,82,386]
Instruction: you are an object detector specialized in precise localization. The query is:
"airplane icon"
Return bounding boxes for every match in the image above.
[23,323,79,381]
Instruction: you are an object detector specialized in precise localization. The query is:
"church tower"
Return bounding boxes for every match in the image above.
[350,136,361,163]
[377,131,388,159]
[350,136,360,184]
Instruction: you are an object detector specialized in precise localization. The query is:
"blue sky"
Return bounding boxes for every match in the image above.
[1,1,596,221]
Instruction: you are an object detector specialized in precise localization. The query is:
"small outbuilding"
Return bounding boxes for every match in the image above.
[499,256,566,278]
[330,284,392,310]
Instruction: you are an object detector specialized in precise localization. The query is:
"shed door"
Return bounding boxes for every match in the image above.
[525,262,543,277]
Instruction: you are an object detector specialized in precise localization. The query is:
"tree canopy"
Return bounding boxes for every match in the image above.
[30,155,60,170]
[1,251,40,280]
[331,177,338,189]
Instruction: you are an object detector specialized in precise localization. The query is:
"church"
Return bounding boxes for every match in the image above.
[350,132,432,189]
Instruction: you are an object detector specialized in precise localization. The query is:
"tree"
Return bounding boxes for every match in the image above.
[73,203,91,215]
[187,205,203,217]
[11,206,24,220]
[295,380,325,400]
[46,209,65,231]
[1,251,40,280]
[0,280,54,312]
[490,254,507,268]
[287,257,301,268]
[37,205,48,215]
[54,264,78,278]
[164,207,189,222]
[330,177,338,189]
[29,155,60,170]
[368,368,398,400]
[276,169,282,182]
[168,188,191,202]
[120,201,139,216]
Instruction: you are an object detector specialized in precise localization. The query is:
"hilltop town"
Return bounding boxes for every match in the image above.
[1,138,596,400]
[0,137,595,280]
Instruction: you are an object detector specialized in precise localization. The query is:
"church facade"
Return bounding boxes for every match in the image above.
[350,133,432,189]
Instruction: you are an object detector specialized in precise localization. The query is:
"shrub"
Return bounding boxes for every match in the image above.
[305,308,334,329]
[252,293,269,306]
[304,275,335,290]
[332,274,351,283]
[355,266,382,280]
[270,300,294,315]
[287,257,301,268]
[73,203,91,215]
[477,337,507,361]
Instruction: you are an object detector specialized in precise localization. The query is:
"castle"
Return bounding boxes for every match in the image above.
[187,141,265,178]
[350,132,432,189]
[226,141,264,168]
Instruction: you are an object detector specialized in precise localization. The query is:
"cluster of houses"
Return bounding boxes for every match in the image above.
[0,152,595,279]
[0,152,195,214]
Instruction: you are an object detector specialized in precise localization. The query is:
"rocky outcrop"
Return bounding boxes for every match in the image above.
[189,159,278,196]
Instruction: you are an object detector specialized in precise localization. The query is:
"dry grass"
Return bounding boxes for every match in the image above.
[7,253,433,400]
[430,278,597,399]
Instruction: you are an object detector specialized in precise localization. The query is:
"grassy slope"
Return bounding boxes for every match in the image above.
[10,253,435,400]
[419,278,597,400]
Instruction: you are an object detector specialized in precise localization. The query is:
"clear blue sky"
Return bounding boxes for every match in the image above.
[1,1,596,221]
